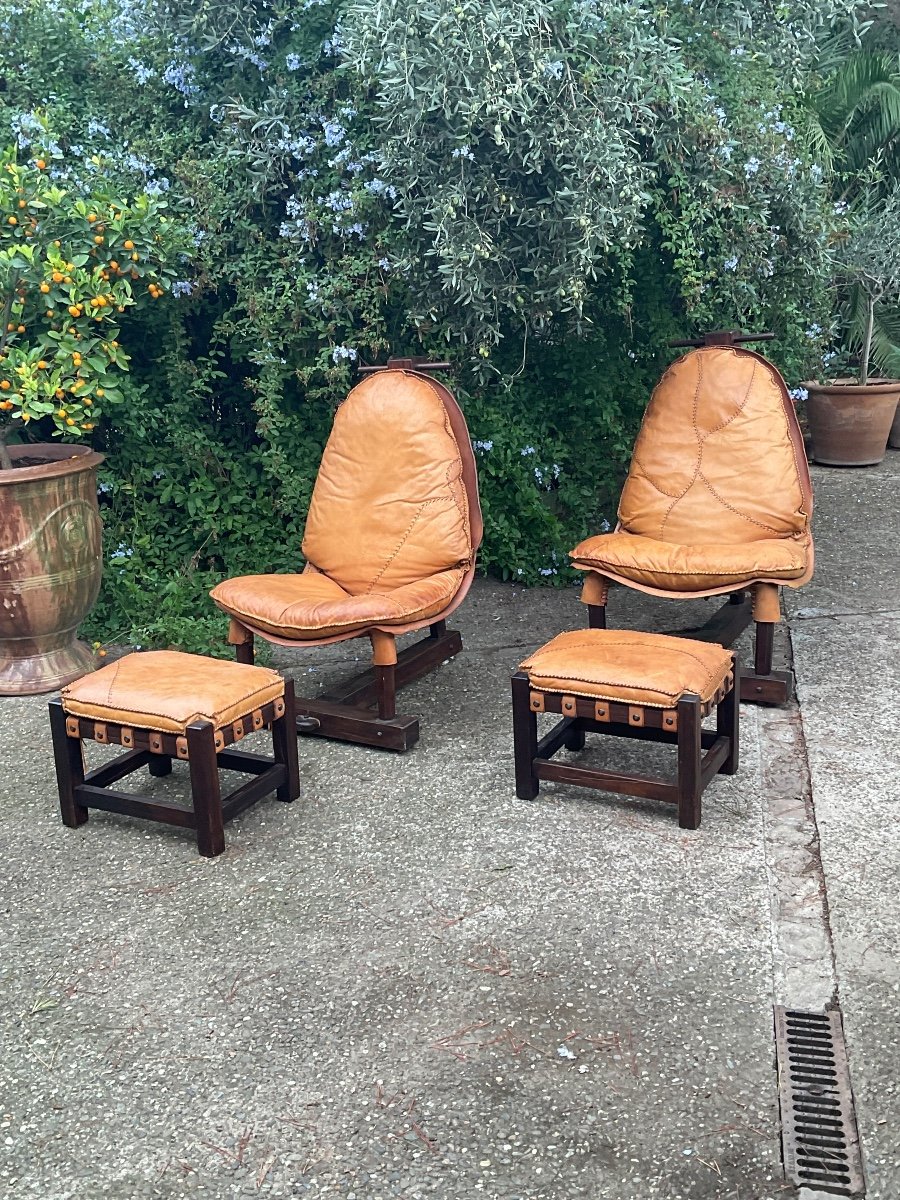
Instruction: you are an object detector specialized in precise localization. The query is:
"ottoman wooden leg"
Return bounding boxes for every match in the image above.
[717,659,741,776]
[676,693,702,830]
[49,698,88,829]
[273,679,300,802]
[187,720,225,858]
[512,672,539,801]
[148,755,172,778]
[564,722,586,751]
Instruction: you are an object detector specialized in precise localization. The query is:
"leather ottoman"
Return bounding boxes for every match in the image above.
[49,651,300,857]
[511,630,739,828]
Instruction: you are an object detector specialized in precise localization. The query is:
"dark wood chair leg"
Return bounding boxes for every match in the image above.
[49,699,88,828]
[512,671,539,800]
[754,621,775,676]
[148,755,172,778]
[186,721,225,858]
[587,604,607,630]
[729,590,745,605]
[375,663,397,720]
[429,619,447,638]
[273,679,300,802]
[676,693,702,830]
[717,660,741,776]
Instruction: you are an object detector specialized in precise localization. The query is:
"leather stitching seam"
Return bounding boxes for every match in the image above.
[697,471,784,534]
[658,354,704,538]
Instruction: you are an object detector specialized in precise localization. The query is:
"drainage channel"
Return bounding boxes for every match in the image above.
[774,1006,865,1197]
[758,624,866,1197]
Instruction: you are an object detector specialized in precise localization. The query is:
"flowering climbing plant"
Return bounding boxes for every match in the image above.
[0,146,185,470]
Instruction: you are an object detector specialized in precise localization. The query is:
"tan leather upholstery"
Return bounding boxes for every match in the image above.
[211,370,478,642]
[210,566,464,640]
[519,630,733,707]
[571,532,808,593]
[61,650,284,734]
[303,371,473,593]
[570,346,813,596]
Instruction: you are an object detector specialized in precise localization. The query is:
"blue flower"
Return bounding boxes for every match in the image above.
[331,345,357,363]
[285,53,304,71]
[473,439,493,452]
[171,281,194,298]
[127,57,154,84]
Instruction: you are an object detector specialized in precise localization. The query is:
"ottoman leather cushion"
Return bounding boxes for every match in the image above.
[519,630,733,708]
[61,650,285,734]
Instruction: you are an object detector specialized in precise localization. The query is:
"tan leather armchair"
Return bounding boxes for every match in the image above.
[569,340,813,704]
[210,364,483,750]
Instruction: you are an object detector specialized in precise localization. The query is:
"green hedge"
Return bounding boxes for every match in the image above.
[0,0,859,651]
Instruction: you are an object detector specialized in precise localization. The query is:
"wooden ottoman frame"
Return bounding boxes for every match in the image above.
[49,679,300,858]
[511,662,740,829]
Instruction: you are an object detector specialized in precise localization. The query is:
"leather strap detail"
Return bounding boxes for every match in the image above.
[227,617,252,646]
[370,629,398,666]
[752,581,782,623]
[594,702,610,722]
[176,737,189,760]
[628,706,645,727]
[66,716,80,738]
[561,695,577,716]
[530,691,545,713]
[580,572,610,607]
[662,711,678,731]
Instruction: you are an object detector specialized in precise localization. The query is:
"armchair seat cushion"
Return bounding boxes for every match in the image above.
[210,568,464,641]
[570,531,811,593]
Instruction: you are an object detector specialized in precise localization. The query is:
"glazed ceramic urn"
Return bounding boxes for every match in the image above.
[0,444,104,695]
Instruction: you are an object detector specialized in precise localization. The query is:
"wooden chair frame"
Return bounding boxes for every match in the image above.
[578,332,813,707]
[511,661,740,829]
[226,362,483,753]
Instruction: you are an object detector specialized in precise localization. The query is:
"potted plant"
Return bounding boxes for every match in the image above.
[805,187,900,466]
[0,148,182,694]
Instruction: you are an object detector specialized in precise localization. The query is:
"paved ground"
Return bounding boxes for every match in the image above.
[0,455,896,1200]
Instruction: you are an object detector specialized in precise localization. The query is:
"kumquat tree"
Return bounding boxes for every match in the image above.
[0,147,185,471]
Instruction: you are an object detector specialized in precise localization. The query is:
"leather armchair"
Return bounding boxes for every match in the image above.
[211,366,483,749]
[569,342,813,704]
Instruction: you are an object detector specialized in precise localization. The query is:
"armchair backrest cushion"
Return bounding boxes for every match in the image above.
[302,370,475,595]
[619,346,812,546]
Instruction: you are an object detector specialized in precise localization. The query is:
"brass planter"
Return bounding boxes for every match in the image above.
[0,443,104,695]
[804,379,900,466]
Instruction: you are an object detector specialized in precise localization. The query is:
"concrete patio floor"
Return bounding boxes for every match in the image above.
[0,455,896,1200]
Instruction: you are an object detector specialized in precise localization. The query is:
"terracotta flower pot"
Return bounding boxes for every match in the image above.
[803,378,900,466]
[0,443,104,695]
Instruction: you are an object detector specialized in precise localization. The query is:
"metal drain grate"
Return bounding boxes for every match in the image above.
[774,1006,865,1197]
